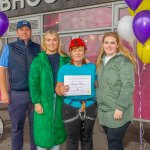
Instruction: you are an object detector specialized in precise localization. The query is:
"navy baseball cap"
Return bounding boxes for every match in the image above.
[17,20,31,29]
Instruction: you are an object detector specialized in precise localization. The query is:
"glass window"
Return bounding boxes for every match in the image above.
[8,37,17,43]
[44,7,112,32]
[43,13,59,32]
[61,36,72,55]
[80,34,103,64]
[119,8,129,19]
[0,38,6,55]
[116,19,150,120]
[31,35,41,44]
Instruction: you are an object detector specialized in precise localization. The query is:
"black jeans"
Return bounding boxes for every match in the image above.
[62,103,97,150]
[102,121,130,150]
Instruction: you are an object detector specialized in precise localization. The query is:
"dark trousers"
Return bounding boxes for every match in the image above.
[102,122,130,150]
[8,91,36,150]
[62,103,97,150]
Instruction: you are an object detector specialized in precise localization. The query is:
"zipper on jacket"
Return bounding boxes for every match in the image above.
[52,94,56,145]
[46,53,56,146]
[25,45,28,87]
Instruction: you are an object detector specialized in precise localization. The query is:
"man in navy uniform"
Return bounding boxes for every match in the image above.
[0,20,40,150]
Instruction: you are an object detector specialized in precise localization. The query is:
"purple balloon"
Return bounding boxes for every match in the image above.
[0,12,9,37]
[133,10,150,44]
[124,0,143,11]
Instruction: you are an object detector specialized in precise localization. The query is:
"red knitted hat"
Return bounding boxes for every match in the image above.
[69,38,87,51]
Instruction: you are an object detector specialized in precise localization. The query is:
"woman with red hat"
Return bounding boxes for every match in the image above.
[56,38,97,150]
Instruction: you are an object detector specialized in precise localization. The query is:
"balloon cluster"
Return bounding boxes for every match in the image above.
[118,0,150,64]
[0,12,9,52]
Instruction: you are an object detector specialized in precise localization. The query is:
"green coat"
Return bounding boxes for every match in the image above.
[29,51,70,148]
[96,53,135,128]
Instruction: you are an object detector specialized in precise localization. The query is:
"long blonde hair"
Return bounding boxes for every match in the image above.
[96,32,136,71]
[41,30,67,56]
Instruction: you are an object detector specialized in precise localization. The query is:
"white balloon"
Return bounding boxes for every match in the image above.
[118,16,136,42]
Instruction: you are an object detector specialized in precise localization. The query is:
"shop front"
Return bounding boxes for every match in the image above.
[1,0,150,121]
[1,0,127,62]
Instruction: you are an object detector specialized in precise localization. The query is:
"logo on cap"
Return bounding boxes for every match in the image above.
[74,40,79,45]
[22,21,28,25]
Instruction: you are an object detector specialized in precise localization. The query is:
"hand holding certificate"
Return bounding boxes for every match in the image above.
[64,75,91,96]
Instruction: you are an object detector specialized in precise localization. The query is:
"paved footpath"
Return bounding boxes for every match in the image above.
[0,104,150,150]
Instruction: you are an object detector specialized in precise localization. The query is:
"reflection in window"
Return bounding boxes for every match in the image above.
[119,8,129,19]
[43,7,112,32]
[31,35,41,44]
[43,13,59,32]
[80,34,103,64]
[61,36,72,56]
[8,37,17,43]
[0,38,6,55]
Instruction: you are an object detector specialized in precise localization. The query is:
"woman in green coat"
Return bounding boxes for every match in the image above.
[96,32,136,150]
[29,30,70,150]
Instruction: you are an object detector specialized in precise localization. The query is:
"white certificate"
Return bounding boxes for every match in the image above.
[64,75,91,96]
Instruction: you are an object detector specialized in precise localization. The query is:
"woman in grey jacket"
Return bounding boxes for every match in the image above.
[96,32,136,150]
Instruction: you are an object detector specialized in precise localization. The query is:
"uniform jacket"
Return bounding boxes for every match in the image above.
[8,38,40,91]
[96,53,135,128]
[29,51,70,148]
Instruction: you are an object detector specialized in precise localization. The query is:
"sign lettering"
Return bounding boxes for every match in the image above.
[0,0,57,11]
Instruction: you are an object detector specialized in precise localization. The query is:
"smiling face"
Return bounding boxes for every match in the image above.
[16,26,32,42]
[103,36,119,56]
[70,46,86,66]
[44,33,59,54]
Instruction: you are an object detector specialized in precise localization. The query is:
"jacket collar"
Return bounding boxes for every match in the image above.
[102,52,123,63]
[17,38,32,46]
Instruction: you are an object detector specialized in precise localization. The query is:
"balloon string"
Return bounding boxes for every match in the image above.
[131,41,146,150]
